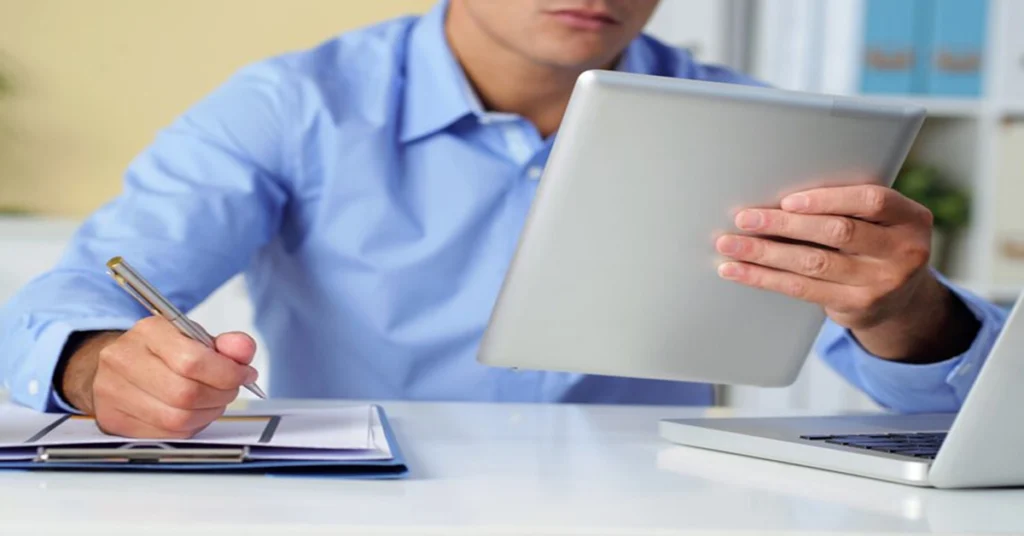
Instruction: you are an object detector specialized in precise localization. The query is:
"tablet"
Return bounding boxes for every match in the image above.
[477,70,925,388]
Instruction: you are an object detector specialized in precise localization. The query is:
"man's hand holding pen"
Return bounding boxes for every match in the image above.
[58,320,259,439]
[53,257,266,439]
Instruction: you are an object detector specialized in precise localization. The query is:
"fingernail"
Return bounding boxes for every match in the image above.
[782,194,809,211]
[717,236,743,255]
[736,210,764,230]
[718,262,741,279]
[245,368,259,384]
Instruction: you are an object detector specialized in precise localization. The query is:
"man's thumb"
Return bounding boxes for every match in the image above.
[214,331,257,365]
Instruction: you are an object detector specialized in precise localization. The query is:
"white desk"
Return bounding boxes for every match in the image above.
[0,401,1021,535]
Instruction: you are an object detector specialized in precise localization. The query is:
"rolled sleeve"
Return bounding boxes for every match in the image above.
[7,316,140,413]
[816,271,1009,413]
[0,59,293,414]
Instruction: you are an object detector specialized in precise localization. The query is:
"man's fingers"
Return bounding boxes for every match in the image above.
[715,234,872,285]
[733,208,894,254]
[717,261,853,307]
[134,317,256,390]
[96,407,191,439]
[97,407,220,440]
[101,346,238,409]
[780,185,930,225]
[94,369,225,438]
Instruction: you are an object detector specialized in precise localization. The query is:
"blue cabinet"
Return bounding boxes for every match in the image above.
[925,0,990,96]
[859,0,989,97]
[860,0,930,95]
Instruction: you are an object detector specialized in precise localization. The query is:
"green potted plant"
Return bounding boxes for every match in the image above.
[892,164,970,273]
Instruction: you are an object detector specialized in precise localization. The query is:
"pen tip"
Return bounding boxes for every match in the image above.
[248,384,268,399]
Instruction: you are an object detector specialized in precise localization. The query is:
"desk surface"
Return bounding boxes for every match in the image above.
[0,400,1021,535]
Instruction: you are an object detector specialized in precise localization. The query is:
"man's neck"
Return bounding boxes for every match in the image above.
[445,3,607,138]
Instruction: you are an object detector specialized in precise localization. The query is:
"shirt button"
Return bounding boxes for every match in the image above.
[527,166,543,180]
[27,379,39,396]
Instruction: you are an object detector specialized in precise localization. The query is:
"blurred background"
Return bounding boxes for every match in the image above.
[1,0,1020,411]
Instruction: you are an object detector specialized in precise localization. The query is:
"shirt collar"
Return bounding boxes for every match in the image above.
[400,0,661,143]
[400,0,474,143]
[617,35,658,74]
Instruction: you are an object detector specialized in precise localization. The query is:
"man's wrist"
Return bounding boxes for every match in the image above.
[54,330,122,414]
[852,274,980,364]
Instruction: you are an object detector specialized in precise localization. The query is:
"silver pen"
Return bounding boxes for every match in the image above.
[105,256,267,399]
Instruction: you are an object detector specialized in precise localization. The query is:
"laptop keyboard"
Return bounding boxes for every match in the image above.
[799,432,947,459]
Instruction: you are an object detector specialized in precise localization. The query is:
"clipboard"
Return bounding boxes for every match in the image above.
[0,404,408,479]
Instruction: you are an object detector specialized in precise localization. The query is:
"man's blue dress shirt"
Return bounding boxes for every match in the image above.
[0,0,1009,413]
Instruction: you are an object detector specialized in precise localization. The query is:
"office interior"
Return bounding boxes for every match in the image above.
[1,0,1021,415]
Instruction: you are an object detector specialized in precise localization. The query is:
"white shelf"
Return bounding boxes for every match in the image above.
[906,97,984,119]
[999,102,1024,118]
[854,95,985,119]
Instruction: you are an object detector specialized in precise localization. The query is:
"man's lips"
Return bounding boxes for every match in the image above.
[547,9,620,31]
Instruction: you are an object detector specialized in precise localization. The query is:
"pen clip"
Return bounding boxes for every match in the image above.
[109,269,161,317]
[180,316,216,347]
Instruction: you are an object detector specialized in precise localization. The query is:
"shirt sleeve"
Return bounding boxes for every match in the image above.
[0,60,296,412]
[678,58,1009,412]
[815,270,1009,413]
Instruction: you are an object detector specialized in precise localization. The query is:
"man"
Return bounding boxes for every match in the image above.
[0,0,1006,439]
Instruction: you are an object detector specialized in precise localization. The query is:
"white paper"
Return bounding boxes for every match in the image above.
[0,405,65,447]
[37,415,117,445]
[262,408,372,450]
[0,404,385,456]
[247,448,390,462]
[189,416,274,444]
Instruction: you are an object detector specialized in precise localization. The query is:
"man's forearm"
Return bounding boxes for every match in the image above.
[55,331,122,414]
[851,275,980,364]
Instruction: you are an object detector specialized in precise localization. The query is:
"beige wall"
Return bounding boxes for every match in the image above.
[0,0,436,217]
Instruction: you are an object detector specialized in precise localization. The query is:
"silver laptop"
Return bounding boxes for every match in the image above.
[660,292,1024,489]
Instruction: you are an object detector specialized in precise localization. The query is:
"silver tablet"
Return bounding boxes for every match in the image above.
[477,70,925,388]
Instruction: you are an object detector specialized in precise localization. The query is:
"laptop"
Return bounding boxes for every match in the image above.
[478,70,925,389]
[660,292,1024,489]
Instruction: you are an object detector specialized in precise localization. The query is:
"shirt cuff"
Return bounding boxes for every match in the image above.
[817,271,1008,413]
[7,316,139,413]
[49,387,82,415]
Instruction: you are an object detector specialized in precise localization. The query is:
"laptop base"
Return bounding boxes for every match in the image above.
[659,413,956,487]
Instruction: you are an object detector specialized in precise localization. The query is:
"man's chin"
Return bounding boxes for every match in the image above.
[529,47,624,72]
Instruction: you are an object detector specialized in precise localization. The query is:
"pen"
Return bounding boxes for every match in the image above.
[105,256,267,399]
